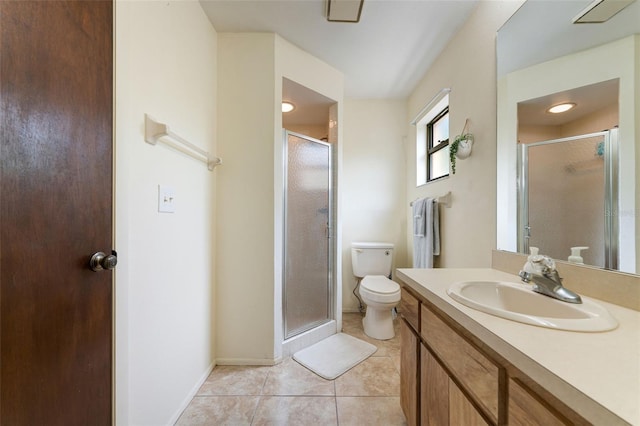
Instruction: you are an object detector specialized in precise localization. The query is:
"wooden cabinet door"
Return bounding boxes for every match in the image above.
[450,379,490,426]
[400,288,420,330]
[1,2,114,424]
[400,318,420,425]
[509,379,568,426]
[421,305,499,422]
[421,346,449,426]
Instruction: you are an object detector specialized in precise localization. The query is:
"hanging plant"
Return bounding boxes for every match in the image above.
[449,119,474,174]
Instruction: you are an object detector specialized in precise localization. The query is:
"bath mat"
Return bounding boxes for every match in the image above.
[293,333,377,380]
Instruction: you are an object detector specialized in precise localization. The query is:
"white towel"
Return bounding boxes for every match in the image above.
[412,198,427,237]
[413,197,440,268]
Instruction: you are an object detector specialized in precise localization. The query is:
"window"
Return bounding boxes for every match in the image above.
[426,107,449,182]
[415,92,449,186]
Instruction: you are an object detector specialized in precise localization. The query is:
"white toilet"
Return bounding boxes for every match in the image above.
[351,242,401,340]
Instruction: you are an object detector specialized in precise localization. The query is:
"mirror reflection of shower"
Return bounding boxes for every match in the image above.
[516,79,627,270]
[518,131,618,269]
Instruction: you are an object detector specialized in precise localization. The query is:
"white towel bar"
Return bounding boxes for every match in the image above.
[144,114,222,171]
[410,192,452,208]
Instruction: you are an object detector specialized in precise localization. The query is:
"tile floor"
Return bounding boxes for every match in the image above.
[176,313,407,425]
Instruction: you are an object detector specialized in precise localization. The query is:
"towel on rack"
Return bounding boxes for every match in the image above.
[413,197,440,268]
[412,198,427,237]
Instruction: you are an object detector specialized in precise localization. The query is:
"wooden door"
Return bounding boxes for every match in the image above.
[0,1,114,424]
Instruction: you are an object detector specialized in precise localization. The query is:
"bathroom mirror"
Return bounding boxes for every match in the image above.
[496,0,640,274]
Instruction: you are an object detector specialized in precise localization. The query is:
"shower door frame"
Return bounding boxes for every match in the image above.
[517,129,619,269]
[282,130,335,340]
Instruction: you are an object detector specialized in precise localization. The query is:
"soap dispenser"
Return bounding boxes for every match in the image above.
[568,246,589,264]
[523,246,540,274]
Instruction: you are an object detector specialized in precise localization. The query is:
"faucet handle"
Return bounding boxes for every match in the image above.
[518,270,532,283]
[531,255,556,271]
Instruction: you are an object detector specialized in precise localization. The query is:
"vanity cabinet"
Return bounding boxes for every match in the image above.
[421,345,448,425]
[400,288,421,425]
[400,287,420,330]
[508,378,567,426]
[400,319,420,425]
[399,285,584,426]
[420,304,499,422]
[419,341,489,425]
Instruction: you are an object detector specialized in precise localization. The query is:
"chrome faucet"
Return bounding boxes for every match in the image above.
[519,256,582,304]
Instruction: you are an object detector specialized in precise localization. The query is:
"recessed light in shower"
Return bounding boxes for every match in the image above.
[282,102,295,113]
[547,103,576,114]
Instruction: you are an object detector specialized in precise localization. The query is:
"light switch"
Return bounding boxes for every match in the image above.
[158,185,176,213]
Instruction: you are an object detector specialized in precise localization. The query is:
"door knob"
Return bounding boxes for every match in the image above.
[90,250,118,272]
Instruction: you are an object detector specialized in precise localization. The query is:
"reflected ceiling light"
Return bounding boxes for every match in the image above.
[573,0,636,23]
[282,102,295,113]
[327,0,364,23]
[547,103,576,114]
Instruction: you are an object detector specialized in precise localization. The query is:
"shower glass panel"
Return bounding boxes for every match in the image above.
[518,130,618,269]
[284,131,332,340]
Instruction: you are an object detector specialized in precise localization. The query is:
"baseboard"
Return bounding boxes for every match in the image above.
[215,357,283,366]
[168,361,215,425]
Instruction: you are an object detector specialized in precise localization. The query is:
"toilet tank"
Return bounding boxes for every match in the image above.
[351,242,394,278]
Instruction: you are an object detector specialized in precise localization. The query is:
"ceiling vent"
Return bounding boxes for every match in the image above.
[326,0,364,23]
[573,0,636,23]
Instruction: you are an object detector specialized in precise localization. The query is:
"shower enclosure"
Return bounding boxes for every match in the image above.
[518,129,618,269]
[283,131,334,340]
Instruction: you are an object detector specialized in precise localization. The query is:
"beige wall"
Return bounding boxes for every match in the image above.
[518,124,562,145]
[115,1,218,424]
[216,33,344,363]
[561,103,618,138]
[342,99,408,312]
[406,1,524,268]
[216,33,277,363]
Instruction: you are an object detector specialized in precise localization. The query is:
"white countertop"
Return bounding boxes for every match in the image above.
[396,268,640,426]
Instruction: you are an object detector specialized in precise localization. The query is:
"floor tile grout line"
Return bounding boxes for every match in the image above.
[260,365,271,396]
[252,363,271,426]
[249,394,262,426]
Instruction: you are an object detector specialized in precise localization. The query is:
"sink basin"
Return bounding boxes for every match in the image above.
[447,281,618,332]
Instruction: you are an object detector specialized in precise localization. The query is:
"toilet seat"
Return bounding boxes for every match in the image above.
[360,275,401,303]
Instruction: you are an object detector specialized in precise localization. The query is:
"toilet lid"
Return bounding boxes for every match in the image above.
[361,275,400,294]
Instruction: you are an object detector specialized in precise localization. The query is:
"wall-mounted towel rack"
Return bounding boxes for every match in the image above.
[144,114,222,171]
[410,191,452,208]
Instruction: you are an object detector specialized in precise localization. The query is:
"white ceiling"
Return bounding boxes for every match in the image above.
[199,0,479,99]
[497,0,640,78]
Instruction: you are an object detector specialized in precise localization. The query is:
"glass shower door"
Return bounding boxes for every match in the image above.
[283,131,333,339]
